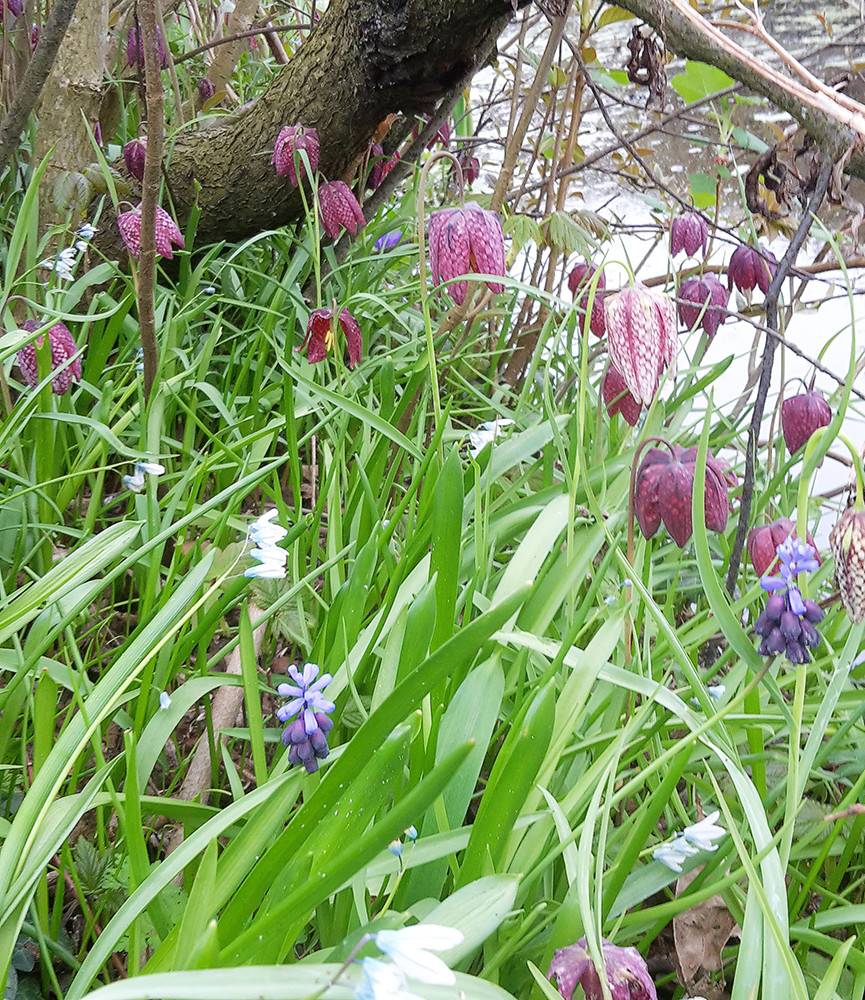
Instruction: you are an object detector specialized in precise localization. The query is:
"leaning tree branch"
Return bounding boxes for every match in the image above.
[0,0,81,173]
[725,154,835,595]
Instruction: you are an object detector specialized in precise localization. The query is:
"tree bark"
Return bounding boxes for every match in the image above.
[204,0,262,104]
[97,0,526,252]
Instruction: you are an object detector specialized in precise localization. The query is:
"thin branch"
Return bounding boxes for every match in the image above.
[725,154,835,594]
[0,0,81,172]
[173,19,309,63]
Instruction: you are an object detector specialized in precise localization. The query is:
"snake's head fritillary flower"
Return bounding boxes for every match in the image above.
[635,445,731,547]
[300,307,362,368]
[677,274,728,338]
[6,0,22,17]
[548,937,657,1000]
[318,180,365,240]
[755,535,822,661]
[16,319,83,395]
[830,506,865,623]
[272,124,320,187]
[411,116,452,149]
[126,25,168,68]
[602,365,641,427]
[374,230,403,253]
[458,151,480,185]
[197,77,215,101]
[568,260,606,337]
[605,285,677,406]
[728,244,777,294]
[366,142,387,191]
[748,517,819,577]
[277,663,335,772]
[428,203,506,305]
[117,204,185,259]
[781,389,832,455]
[123,138,147,182]
[670,211,709,258]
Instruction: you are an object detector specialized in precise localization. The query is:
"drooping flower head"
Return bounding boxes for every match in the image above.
[634,444,731,547]
[16,319,83,395]
[244,509,288,579]
[781,389,831,455]
[123,138,147,182]
[6,0,23,18]
[411,115,452,149]
[653,811,726,873]
[677,273,728,338]
[366,142,387,191]
[117,204,185,259]
[728,244,776,294]
[605,285,677,406]
[748,517,818,577]
[318,180,365,240]
[568,260,606,338]
[428,203,506,305]
[272,124,320,187]
[458,150,480,185]
[197,77,215,101]
[755,535,823,663]
[123,460,165,492]
[670,211,709,258]
[830,506,865,623]
[602,365,641,427]
[548,937,656,1000]
[300,307,362,368]
[126,25,168,69]
[277,663,335,772]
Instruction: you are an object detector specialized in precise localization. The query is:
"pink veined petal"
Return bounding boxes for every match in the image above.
[606,288,662,406]
[117,209,142,258]
[653,291,677,378]
[339,309,362,368]
[464,203,506,294]
[431,208,470,304]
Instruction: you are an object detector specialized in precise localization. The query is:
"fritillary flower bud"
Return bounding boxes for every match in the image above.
[318,180,365,240]
[747,517,819,577]
[605,285,677,406]
[197,77,215,101]
[123,138,147,182]
[781,389,832,455]
[117,204,185,259]
[830,507,865,623]
[272,124,320,187]
[677,273,728,338]
[602,365,641,427]
[635,445,731,547]
[567,260,606,337]
[548,937,657,1000]
[428,203,506,305]
[458,150,480,185]
[126,25,168,69]
[728,244,777,294]
[16,319,83,395]
[670,211,709,258]
[300,307,362,368]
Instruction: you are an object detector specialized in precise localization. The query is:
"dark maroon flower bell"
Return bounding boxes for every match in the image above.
[728,244,777,294]
[678,273,728,337]
[602,366,641,426]
[781,389,831,455]
[459,150,481,185]
[670,211,708,258]
[123,138,147,182]
[568,260,606,337]
[635,444,731,547]
[300,307,362,368]
[548,937,656,1000]
[748,517,819,577]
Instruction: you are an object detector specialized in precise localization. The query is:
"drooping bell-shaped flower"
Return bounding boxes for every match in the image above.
[677,273,728,338]
[748,517,819,577]
[670,211,709,258]
[300,307,362,368]
[117,204,185,259]
[123,138,147,182]
[126,25,168,69]
[6,0,23,17]
[318,180,365,240]
[16,319,83,395]
[830,506,865,623]
[548,937,656,1000]
[367,142,386,191]
[458,150,480,185]
[197,77,215,101]
[602,366,641,427]
[428,203,506,305]
[635,444,731,547]
[272,124,320,187]
[728,244,777,294]
[568,260,606,337]
[781,389,831,455]
[605,285,677,406]
[412,115,452,148]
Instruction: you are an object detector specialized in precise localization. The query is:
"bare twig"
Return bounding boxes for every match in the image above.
[0,0,81,172]
[725,154,835,594]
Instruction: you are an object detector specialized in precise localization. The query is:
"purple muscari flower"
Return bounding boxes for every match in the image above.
[276,663,335,772]
[677,273,728,338]
[374,229,403,253]
[670,211,709,258]
[548,937,656,1000]
[755,535,823,663]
